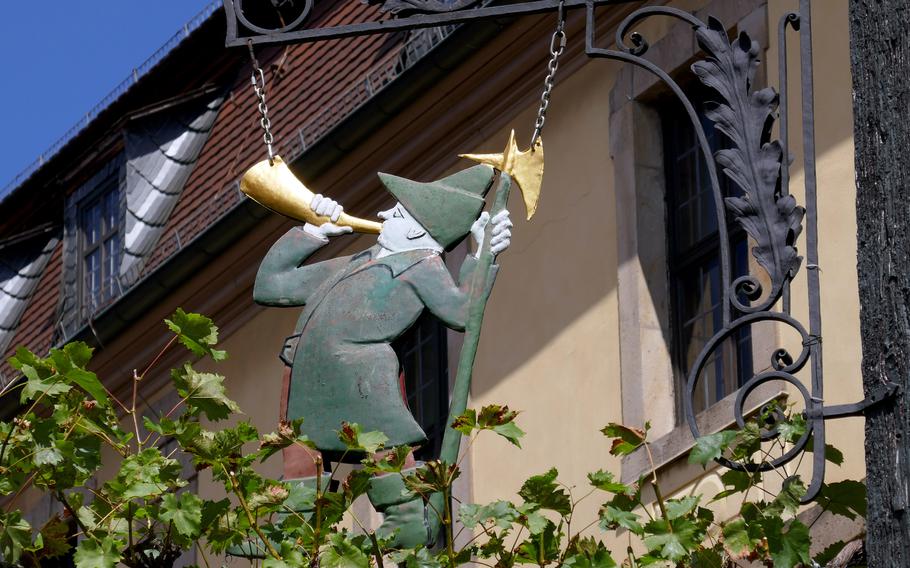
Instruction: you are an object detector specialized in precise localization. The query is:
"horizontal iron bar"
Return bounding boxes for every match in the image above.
[226,0,639,46]
[806,381,900,419]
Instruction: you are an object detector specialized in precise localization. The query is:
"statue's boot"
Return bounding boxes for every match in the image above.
[226,473,331,559]
[368,468,443,548]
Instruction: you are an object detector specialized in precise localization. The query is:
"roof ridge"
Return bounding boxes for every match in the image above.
[0,1,221,200]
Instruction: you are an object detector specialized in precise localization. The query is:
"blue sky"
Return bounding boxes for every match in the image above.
[0,1,215,193]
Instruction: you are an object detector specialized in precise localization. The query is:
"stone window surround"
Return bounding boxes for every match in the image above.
[607,0,782,484]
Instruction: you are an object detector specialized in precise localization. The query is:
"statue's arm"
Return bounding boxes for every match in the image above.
[253,227,347,306]
[405,255,498,331]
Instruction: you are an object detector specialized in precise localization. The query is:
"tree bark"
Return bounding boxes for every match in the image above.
[850,0,910,565]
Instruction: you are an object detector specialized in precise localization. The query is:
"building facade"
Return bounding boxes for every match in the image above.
[0,0,864,561]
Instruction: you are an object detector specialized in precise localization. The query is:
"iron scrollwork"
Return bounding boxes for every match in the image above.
[366,0,483,16]
[587,0,895,502]
[222,0,639,46]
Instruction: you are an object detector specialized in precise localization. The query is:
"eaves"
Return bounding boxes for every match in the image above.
[62,17,508,351]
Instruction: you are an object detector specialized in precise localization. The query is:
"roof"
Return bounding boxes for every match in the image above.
[0,0,497,386]
[0,2,222,203]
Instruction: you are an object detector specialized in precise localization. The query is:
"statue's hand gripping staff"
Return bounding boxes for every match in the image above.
[398,131,543,547]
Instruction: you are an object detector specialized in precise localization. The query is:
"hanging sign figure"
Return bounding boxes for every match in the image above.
[229,130,542,556]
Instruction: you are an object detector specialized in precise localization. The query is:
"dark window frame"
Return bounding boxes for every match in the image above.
[661,88,754,418]
[392,310,450,462]
[76,172,122,317]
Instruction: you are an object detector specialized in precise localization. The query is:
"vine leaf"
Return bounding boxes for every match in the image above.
[692,17,805,289]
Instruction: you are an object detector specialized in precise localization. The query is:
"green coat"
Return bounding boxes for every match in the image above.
[254,227,496,452]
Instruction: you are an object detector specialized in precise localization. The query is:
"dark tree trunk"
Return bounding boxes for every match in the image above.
[850,0,910,565]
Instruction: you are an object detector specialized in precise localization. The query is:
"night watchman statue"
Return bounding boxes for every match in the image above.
[231,131,541,556]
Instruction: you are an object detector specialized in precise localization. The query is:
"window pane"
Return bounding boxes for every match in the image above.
[79,180,121,316]
[663,88,753,417]
[84,202,101,245]
[84,249,101,310]
[393,312,448,461]
[103,187,119,233]
[104,237,119,301]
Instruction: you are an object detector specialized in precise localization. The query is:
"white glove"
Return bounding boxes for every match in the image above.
[489,210,512,256]
[304,194,353,240]
[470,210,512,257]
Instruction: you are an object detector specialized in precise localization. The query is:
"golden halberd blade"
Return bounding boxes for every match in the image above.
[459,129,544,220]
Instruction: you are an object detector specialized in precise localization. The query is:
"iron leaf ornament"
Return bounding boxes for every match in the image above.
[692,17,805,302]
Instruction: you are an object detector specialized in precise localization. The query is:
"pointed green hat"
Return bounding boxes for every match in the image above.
[378,165,495,249]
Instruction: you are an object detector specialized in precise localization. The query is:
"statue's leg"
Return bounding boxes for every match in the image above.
[228,368,328,558]
[367,450,444,549]
[226,472,332,558]
[279,365,323,478]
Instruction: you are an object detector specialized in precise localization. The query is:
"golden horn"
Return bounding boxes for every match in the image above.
[240,156,382,234]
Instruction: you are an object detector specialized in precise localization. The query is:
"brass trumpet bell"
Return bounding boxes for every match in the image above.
[240,156,382,234]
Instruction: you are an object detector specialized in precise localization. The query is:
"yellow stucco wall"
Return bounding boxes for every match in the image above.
[198,0,862,554]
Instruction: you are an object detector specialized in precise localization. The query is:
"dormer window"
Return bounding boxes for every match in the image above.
[80,179,121,313]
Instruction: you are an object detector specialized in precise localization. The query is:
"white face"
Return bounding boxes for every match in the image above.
[377,202,437,253]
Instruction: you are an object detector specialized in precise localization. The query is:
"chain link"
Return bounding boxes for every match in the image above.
[530,0,566,148]
[248,40,275,164]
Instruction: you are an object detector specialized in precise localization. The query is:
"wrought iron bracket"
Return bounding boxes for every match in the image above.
[808,382,901,420]
[221,0,850,505]
[222,0,638,46]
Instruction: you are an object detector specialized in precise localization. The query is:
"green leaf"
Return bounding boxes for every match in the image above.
[200,499,231,533]
[688,430,738,466]
[515,520,561,565]
[722,519,762,556]
[34,445,64,466]
[769,477,806,517]
[337,422,388,453]
[518,468,571,516]
[0,511,32,564]
[491,421,525,448]
[160,492,203,538]
[21,371,70,402]
[35,516,72,560]
[171,364,239,421]
[165,308,227,361]
[522,508,550,535]
[642,518,700,562]
[665,495,700,520]
[361,445,411,475]
[690,548,724,567]
[320,532,370,568]
[712,470,755,501]
[403,461,460,495]
[762,518,810,568]
[451,408,477,436]
[73,538,121,568]
[478,405,525,447]
[343,469,373,502]
[107,448,183,500]
[601,423,647,456]
[816,480,866,520]
[599,505,642,535]
[460,501,518,530]
[49,343,109,406]
[587,470,633,495]
[390,547,444,568]
[776,413,807,443]
[563,546,617,568]
[813,540,847,566]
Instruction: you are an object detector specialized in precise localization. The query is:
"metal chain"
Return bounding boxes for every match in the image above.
[248,40,275,164]
[530,0,566,148]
